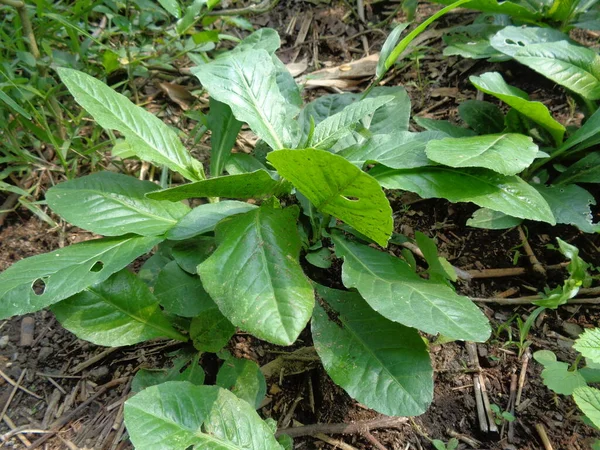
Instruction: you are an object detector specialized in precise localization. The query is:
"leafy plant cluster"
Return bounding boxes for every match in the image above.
[1,0,599,447]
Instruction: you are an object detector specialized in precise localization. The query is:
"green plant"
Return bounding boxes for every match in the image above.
[490,403,516,425]
[413,70,600,236]
[0,19,496,446]
[435,0,600,32]
[534,327,600,447]
[432,437,459,450]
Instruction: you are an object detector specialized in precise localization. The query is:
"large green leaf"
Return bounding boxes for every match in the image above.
[574,387,600,429]
[57,68,204,181]
[166,201,257,240]
[490,26,571,57]
[555,152,600,184]
[52,269,186,346]
[534,351,587,395]
[147,170,291,202]
[192,49,298,150]
[534,184,600,233]
[124,382,283,450]
[331,234,491,342]
[0,235,162,319]
[46,172,189,237]
[491,29,600,100]
[197,205,314,346]
[575,328,600,364]
[268,149,393,246]
[457,100,505,135]
[312,285,433,416]
[371,165,555,224]
[207,98,243,177]
[309,96,394,150]
[216,355,267,409]
[232,28,281,54]
[425,134,538,176]
[470,72,565,144]
[154,261,214,317]
[339,131,445,169]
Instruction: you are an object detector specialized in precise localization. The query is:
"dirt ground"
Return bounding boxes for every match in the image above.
[1,1,600,449]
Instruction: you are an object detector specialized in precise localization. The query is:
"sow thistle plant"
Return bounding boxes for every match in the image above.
[0,16,581,450]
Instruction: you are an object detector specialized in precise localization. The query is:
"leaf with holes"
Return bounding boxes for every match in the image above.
[147,171,291,202]
[425,134,538,176]
[46,172,190,237]
[197,204,314,345]
[470,72,565,144]
[331,233,491,342]
[534,184,600,233]
[0,235,162,319]
[57,68,204,181]
[52,269,186,346]
[268,149,393,246]
[371,165,555,224]
[124,382,284,450]
[312,285,433,416]
[192,49,298,150]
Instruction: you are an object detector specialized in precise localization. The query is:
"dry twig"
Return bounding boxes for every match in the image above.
[276,416,407,438]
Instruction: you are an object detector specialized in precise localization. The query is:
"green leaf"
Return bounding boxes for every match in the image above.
[157,0,181,17]
[166,201,257,240]
[555,152,600,184]
[376,23,410,78]
[273,56,303,109]
[192,49,298,150]
[309,96,394,149]
[197,205,314,345]
[534,184,600,233]
[312,285,433,416]
[306,247,333,269]
[371,165,555,224]
[339,131,446,169]
[268,149,393,247]
[414,116,476,138]
[0,235,162,319]
[466,208,522,229]
[171,238,216,274]
[415,231,456,282]
[425,134,538,176]
[575,328,600,364]
[458,100,505,135]
[124,382,283,450]
[132,352,205,393]
[132,351,205,393]
[432,0,542,20]
[535,357,587,395]
[57,68,204,181]
[331,234,491,342]
[491,30,600,100]
[470,72,565,144]
[207,98,243,177]
[147,170,291,202]
[442,24,506,60]
[574,387,600,429]
[0,90,31,119]
[490,26,571,57]
[46,172,190,237]
[52,269,186,346]
[216,356,267,409]
[190,306,236,353]
[233,28,281,54]
[154,261,213,317]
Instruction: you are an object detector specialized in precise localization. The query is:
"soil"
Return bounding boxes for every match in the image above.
[2,1,600,449]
